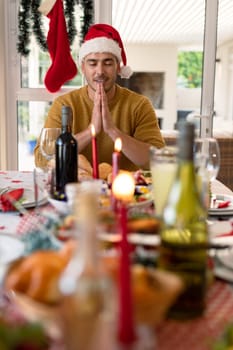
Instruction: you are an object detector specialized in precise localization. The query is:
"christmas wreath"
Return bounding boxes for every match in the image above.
[17,0,94,56]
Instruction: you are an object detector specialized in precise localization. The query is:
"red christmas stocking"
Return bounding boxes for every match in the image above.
[44,0,77,93]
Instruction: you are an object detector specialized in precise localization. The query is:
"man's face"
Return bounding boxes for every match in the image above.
[81,52,120,93]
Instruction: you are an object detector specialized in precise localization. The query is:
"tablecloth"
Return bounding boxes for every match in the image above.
[157,280,233,349]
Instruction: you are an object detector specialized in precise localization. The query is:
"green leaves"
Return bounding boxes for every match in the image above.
[178,51,203,88]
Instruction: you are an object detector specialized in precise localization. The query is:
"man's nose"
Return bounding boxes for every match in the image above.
[96,63,104,74]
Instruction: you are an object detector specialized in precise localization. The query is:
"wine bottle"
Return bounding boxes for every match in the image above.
[55,106,78,200]
[158,122,208,320]
[59,184,111,350]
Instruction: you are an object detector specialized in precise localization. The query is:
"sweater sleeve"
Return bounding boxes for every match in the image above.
[133,97,165,149]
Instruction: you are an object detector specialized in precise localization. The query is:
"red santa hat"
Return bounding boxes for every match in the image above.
[79,23,133,79]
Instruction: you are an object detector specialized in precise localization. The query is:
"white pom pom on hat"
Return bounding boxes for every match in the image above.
[79,23,133,79]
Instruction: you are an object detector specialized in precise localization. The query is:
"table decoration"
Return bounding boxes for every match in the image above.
[112,171,136,345]
[90,124,99,179]
[0,188,24,212]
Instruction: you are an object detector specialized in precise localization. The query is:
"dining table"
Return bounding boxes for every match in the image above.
[0,170,233,350]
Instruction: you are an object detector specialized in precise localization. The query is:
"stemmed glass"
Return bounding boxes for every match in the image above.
[194,137,220,207]
[39,128,61,195]
[194,137,220,181]
[40,128,61,163]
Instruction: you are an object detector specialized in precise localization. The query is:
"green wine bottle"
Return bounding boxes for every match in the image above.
[158,122,208,320]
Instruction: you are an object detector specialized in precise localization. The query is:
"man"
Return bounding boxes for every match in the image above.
[34,23,165,171]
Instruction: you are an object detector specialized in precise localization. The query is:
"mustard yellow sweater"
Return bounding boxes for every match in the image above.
[34,84,165,171]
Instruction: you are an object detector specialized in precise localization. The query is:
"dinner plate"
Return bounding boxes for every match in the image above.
[48,197,69,215]
[213,245,233,283]
[0,234,25,264]
[99,232,160,246]
[22,188,48,208]
[208,194,233,216]
[48,192,153,215]
[0,188,48,211]
[214,245,233,270]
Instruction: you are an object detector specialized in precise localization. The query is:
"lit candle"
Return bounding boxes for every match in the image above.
[112,138,122,181]
[112,172,136,345]
[90,124,99,179]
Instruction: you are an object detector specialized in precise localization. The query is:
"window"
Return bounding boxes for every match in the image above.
[177,51,203,88]
[4,0,83,171]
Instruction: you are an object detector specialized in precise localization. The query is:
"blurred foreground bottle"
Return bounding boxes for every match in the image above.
[55,106,78,200]
[158,122,208,320]
[58,184,112,350]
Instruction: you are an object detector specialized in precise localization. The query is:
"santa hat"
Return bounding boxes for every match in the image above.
[79,23,133,79]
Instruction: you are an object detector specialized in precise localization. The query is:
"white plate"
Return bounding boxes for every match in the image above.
[0,234,25,264]
[48,197,69,215]
[215,245,233,270]
[208,194,233,216]
[210,234,233,282]
[0,188,48,211]
[48,193,153,215]
[22,188,48,208]
[99,232,160,246]
[214,266,233,283]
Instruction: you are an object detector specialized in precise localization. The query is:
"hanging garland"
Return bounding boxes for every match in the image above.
[17,0,94,56]
[79,0,94,45]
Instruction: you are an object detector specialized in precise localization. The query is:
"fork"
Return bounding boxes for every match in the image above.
[0,187,11,196]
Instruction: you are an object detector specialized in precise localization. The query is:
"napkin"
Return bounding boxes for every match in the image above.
[0,188,24,212]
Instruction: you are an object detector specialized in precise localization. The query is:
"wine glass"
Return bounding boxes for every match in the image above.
[194,137,220,181]
[39,128,61,162]
[39,128,61,195]
[194,137,220,208]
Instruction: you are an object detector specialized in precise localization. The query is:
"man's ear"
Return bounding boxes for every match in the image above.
[117,62,121,74]
[81,61,85,74]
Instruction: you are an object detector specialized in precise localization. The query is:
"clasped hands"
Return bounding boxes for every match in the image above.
[91,82,115,135]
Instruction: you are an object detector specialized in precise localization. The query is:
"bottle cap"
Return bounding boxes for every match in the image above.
[62,106,73,127]
[178,122,195,160]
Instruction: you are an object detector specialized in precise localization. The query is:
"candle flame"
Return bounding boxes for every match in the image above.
[114,137,122,152]
[112,171,135,202]
[90,124,96,137]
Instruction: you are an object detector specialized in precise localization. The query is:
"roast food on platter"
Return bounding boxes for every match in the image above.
[4,241,76,304]
[4,241,183,328]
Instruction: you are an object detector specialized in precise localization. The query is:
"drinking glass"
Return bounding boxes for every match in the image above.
[40,128,61,162]
[194,137,220,181]
[150,146,177,218]
[194,137,220,207]
[39,128,60,195]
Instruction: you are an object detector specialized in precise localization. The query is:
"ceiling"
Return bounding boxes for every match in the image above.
[112,0,233,48]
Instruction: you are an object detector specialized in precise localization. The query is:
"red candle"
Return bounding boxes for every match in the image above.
[90,124,99,179]
[112,173,136,345]
[117,202,136,344]
[112,138,122,181]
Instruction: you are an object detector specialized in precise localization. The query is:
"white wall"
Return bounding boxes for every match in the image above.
[125,44,178,129]
[125,41,233,133]
[177,87,201,111]
[215,40,233,120]
[0,1,7,168]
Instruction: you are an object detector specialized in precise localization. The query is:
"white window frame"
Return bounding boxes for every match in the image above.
[2,0,74,170]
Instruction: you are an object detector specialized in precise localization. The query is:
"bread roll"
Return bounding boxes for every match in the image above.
[98,162,112,180]
[78,168,93,182]
[78,154,92,174]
